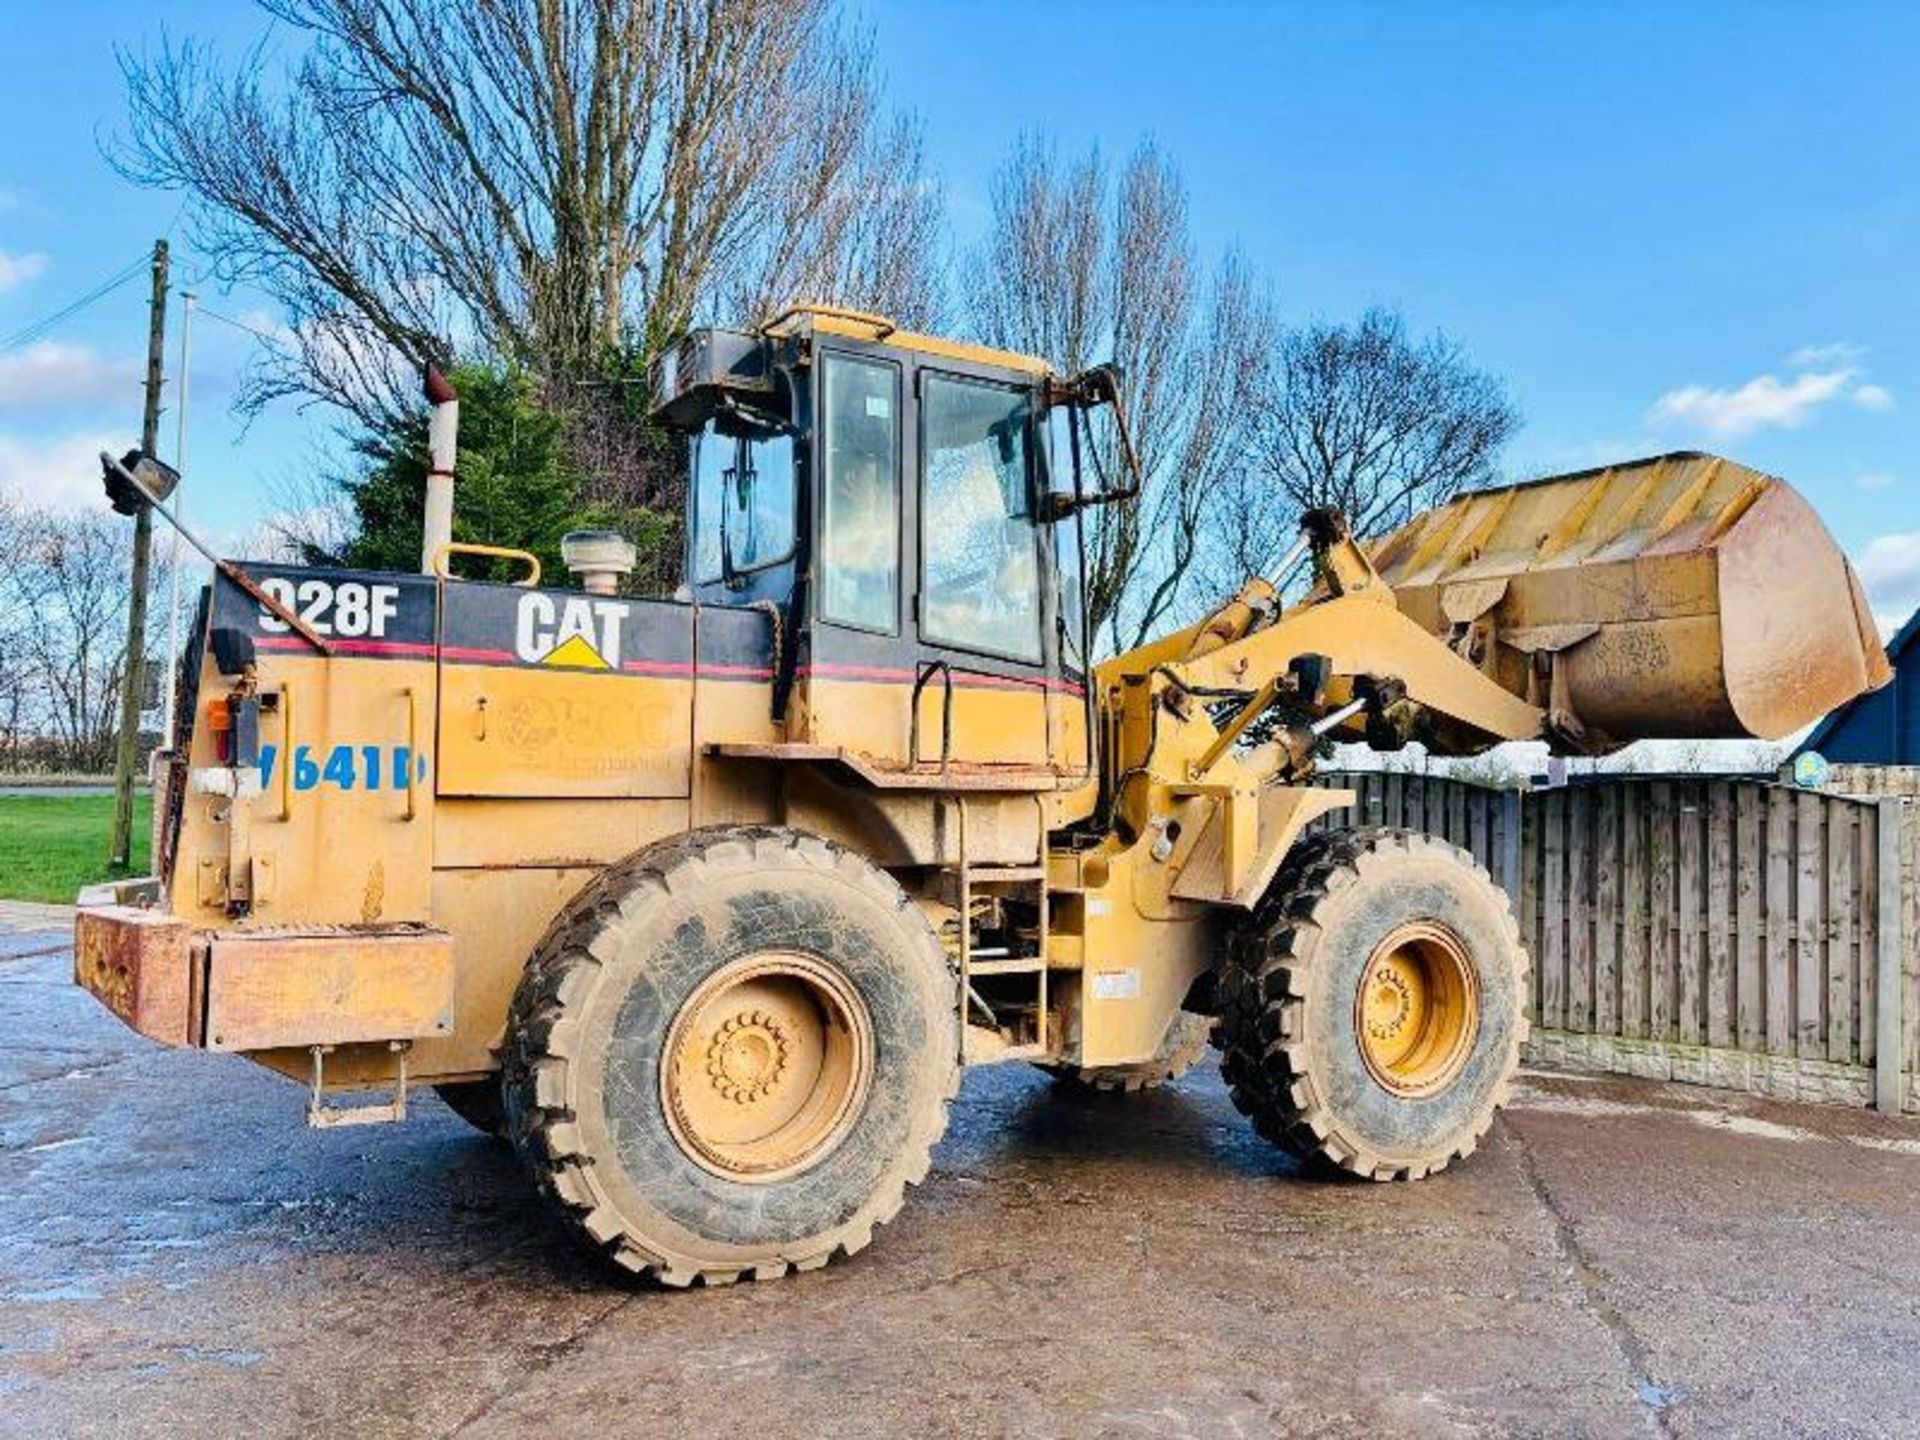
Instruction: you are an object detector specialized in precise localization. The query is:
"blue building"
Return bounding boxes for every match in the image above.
[1798,609,1919,764]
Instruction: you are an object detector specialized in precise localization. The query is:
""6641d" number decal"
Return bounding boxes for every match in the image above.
[260,743,427,792]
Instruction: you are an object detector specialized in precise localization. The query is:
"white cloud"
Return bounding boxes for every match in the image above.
[0,249,46,293]
[1648,368,1860,438]
[0,341,142,413]
[1855,531,1920,626]
[0,429,127,512]
[1857,472,1897,490]
[1651,340,1899,439]
[233,306,299,350]
[1787,341,1863,367]
[0,188,45,217]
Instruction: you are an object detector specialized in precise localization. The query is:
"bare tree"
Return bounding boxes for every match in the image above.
[963,136,1269,654]
[726,111,946,332]
[1,507,171,774]
[0,494,28,767]
[1247,307,1519,544]
[115,0,942,427]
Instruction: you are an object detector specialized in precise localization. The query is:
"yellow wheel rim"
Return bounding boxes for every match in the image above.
[661,953,873,1184]
[1354,922,1479,1098]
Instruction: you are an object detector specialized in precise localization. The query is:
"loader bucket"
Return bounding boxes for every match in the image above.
[1369,452,1891,747]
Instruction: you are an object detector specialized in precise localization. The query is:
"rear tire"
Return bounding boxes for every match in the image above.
[503,826,958,1286]
[1216,827,1528,1180]
[1043,1011,1212,1092]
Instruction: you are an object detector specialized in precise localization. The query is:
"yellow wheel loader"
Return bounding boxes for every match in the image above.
[75,305,1890,1286]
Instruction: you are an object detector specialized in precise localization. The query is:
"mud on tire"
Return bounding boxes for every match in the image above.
[1216,827,1529,1181]
[502,826,959,1287]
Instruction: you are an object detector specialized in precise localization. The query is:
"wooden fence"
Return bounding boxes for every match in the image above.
[1312,771,1918,1113]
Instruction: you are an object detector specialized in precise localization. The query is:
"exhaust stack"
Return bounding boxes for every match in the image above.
[420,366,459,574]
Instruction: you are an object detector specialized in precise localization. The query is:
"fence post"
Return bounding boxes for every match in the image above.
[1875,797,1905,1115]
[1498,788,1523,904]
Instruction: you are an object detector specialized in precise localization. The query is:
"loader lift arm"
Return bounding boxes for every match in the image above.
[1084,512,1545,910]
[1100,512,1546,786]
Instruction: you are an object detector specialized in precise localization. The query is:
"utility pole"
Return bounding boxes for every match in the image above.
[161,290,194,751]
[109,239,169,873]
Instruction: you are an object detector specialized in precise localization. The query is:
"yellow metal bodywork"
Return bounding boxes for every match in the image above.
[73,906,195,1048]
[1051,453,1889,1066]
[168,654,440,929]
[437,663,694,798]
[202,926,454,1053]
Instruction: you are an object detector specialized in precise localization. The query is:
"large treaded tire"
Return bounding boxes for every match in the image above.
[502,825,958,1287]
[1043,1011,1213,1092]
[1216,827,1528,1181]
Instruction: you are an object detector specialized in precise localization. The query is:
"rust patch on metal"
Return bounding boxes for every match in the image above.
[73,907,198,1048]
[360,861,386,924]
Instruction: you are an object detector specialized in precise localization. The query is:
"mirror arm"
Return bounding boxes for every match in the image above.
[715,390,795,438]
[1042,365,1146,522]
[1041,484,1138,524]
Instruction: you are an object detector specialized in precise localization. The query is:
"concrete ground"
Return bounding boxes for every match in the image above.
[6,903,1920,1439]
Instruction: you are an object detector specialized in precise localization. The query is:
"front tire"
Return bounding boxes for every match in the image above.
[1217,828,1528,1180]
[503,826,958,1286]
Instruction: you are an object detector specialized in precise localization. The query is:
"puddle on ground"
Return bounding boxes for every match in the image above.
[1635,1378,1684,1410]
[9,1283,104,1304]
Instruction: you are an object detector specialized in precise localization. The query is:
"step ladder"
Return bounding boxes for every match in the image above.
[947,799,1050,1065]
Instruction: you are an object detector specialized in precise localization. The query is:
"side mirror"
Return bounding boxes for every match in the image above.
[102,449,180,516]
[1039,364,1140,524]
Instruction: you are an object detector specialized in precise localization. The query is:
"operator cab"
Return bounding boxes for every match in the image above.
[652,305,1105,776]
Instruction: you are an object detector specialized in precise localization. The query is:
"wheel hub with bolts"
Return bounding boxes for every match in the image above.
[1355,920,1479,1100]
[706,1010,792,1104]
[662,951,874,1184]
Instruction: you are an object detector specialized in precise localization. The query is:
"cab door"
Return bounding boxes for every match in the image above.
[908,368,1057,768]
[799,349,1080,775]
[799,348,912,762]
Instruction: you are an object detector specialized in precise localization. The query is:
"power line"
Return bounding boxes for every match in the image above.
[0,253,151,354]
[193,301,295,351]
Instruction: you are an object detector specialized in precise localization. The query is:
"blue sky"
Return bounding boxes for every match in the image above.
[2,0,1916,626]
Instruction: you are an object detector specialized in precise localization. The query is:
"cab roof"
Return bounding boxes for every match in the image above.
[760,303,1053,379]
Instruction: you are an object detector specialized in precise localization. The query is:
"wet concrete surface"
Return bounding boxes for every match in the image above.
[6,907,1920,1438]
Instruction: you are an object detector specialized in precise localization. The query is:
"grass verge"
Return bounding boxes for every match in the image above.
[0,793,153,903]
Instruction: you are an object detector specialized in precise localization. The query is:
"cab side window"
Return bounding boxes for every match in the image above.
[920,375,1043,663]
[819,354,901,631]
[1041,407,1086,674]
[690,424,796,584]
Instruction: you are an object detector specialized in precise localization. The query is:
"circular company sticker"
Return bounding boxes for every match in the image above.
[1792,751,1831,789]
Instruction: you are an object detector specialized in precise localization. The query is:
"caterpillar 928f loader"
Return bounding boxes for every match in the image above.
[75,305,1890,1286]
